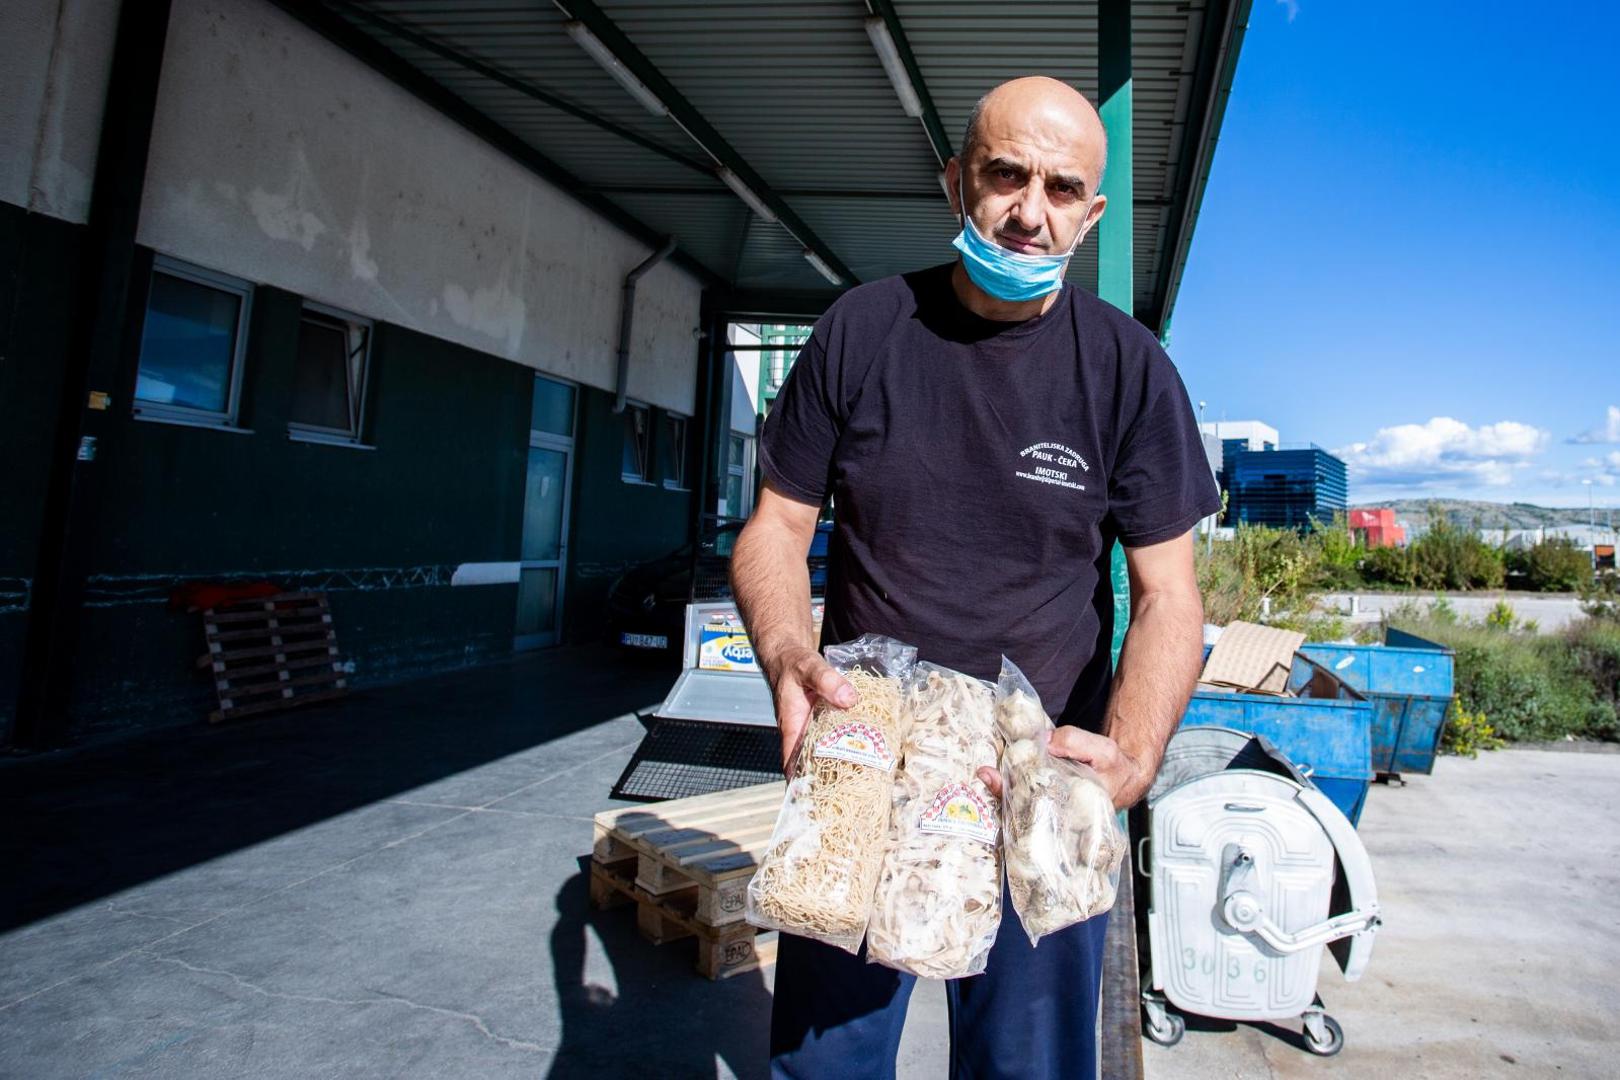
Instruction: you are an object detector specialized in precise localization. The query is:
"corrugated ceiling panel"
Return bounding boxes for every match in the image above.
[607,193,746,279]
[324,0,1216,317]
[599,0,941,192]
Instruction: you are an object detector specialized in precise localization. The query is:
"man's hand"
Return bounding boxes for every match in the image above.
[975,727,1153,811]
[764,645,856,772]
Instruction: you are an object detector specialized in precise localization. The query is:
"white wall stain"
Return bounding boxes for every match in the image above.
[346,214,378,281]
[246,150,328,252]
[442,275,526,358]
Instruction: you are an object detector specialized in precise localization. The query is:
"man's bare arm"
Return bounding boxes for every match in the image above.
[730,482,855,769]
[976,531,1205,809]
[1087,532,1206,806]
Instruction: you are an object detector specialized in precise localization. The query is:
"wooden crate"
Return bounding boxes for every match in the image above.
[197,591,348,724]
[590,781,785,979]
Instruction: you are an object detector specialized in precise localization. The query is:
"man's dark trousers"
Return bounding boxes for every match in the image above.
[768,878,1110,1080]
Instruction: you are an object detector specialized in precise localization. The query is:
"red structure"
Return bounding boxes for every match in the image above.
[1350,508,1407,548]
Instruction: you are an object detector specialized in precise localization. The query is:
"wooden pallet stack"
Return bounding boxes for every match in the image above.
[590,781,785,980]
[197,591,348,724]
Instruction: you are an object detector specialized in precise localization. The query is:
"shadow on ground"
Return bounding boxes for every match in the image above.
[548,857,771,1079]
[0,646,669,931]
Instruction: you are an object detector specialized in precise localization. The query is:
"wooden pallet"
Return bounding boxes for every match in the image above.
[197,591,348,724]
[590,781,785,979]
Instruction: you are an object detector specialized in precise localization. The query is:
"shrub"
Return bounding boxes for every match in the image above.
[1580,572,1620,622]
[1362,543,1414,588]
[1405,514,1505,591]
[1441,702,1505,758]
[1389,616,1618,743]
[1309,513,1364,589]
[1565,619,1620,730]
[1511,538,1592,593]
[1484,598,1517,631]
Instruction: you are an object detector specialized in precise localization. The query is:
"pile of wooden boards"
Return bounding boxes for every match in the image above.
[197,591,348,724]
[590,782,783,980]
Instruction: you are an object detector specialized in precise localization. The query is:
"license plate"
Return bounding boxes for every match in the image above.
[620,632,669,649]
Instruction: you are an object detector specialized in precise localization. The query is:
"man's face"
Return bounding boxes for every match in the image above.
[949,98,1107,258]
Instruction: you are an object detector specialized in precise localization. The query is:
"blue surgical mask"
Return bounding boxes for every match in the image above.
[951,175,1092,302]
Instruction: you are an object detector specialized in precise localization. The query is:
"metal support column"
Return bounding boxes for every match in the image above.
[1097,0,1134,318]
[13,0,174,747]
[1099,0,1134,667]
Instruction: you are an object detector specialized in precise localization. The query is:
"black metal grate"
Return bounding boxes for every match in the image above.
[610,717,782,802]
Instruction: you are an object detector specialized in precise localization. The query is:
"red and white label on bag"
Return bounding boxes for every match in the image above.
[917,782,998,846]
[811,721,896,772]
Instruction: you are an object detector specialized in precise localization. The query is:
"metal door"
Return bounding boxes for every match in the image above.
[516,375,575,649]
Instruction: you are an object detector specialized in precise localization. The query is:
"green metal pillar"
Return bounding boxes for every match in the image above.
[1098,0,1134,667]
[1097,0,1134,317]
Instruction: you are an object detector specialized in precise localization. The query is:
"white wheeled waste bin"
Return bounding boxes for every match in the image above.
[1140,727,1381,1056]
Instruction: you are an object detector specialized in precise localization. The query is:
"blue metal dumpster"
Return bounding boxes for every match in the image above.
[1301,629,1454,776]
[1181,654,1374,824]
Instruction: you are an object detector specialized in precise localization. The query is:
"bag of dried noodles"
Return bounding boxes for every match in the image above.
[867,664,1002,978]
[746,634,917,953]
[994,656,1127,946]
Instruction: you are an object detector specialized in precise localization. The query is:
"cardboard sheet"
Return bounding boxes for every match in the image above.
[1200,621,1306,694]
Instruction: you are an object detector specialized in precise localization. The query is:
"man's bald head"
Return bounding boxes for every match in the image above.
[961,77,1107,189]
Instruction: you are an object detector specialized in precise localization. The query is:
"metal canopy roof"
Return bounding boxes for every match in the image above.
[289,0,1248,331]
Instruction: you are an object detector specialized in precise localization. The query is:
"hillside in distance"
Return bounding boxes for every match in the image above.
[1352,498,1600,531]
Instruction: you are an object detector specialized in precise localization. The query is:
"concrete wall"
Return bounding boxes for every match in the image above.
[0,0,119,223]
[136,0,703,415]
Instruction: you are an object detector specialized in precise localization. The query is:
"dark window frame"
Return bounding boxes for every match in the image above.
[288,300,374,448]
[661,411,689,491]
[621,402,652,484]
[132,254,253,430]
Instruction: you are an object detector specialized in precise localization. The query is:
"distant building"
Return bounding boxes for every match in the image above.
[1490,524,1619,551]
[1350,508,1406,547]
[1198,420,1279,500]
[1227,446,1348,532]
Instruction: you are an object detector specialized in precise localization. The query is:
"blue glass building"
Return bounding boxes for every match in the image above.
[1227,447,1349,531]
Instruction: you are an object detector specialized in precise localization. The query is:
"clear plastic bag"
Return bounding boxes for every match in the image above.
[867,664,1003,978]
[746,634,918,953]
[994,656,1127,945]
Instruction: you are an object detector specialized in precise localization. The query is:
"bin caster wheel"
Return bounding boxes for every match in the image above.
[1144,1010,1185,1047]
[1303,1014,1344,1057]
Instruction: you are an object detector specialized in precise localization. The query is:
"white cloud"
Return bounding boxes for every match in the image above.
[1275,0,1300,22]
[1335,417,1549,489]
[1569,405,1620,444]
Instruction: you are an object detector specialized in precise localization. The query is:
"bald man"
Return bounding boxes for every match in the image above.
[732,77,1219,1079]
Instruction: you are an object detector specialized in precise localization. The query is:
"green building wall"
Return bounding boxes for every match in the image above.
[1,210,699,744]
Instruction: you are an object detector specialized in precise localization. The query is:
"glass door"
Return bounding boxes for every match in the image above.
[516,375,575,649]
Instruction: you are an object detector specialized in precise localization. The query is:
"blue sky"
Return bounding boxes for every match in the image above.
[1169,0,1620,509]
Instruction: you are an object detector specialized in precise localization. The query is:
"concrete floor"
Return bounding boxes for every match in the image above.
[2,648,1615,1078]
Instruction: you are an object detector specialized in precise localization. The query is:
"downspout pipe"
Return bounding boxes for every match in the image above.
[612,237,678,414]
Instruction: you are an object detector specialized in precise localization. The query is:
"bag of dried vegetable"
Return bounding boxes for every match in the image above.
[993,656,1127,946]
[867,664,1003,978]
[746,634,918,953]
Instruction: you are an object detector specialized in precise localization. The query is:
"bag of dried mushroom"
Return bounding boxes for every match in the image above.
[867,664,1003,978]
[746,634,917,954]
[994,656,1127,946]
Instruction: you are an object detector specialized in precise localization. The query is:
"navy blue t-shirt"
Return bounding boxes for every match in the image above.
[760,263,1220,730]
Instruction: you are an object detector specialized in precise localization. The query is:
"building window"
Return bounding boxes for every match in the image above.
[725,432,754,519]
[661,413,688,490]
[289,302,372,445]
[621,403,650,482]
[530,375,575,439]
[133,256,252,427]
